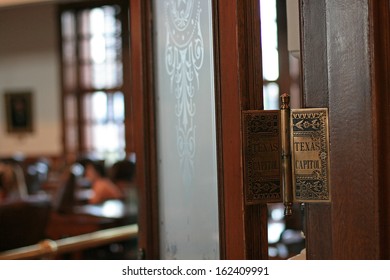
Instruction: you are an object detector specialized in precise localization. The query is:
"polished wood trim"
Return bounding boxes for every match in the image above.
[369,0,390,259]
[211,0,227,260]
[130,0,160,259]
[216,0,245,259]
[217,0,268,259]
[0,225,138,260]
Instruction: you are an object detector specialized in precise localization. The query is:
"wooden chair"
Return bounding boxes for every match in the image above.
[0,161,28,201]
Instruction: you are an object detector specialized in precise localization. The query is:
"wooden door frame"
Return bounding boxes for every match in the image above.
[300,0,390,259]
[216,0,268,259]
[371,0,390,259]
[130,0,268,260]
[129,0,159,259]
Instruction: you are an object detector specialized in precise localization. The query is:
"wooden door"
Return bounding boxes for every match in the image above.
[300,0,390,259]
[131,0,390,260]
[129,0,269,260]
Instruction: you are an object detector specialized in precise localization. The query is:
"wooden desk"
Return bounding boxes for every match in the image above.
[46,200,130,240]
[46,212,118,240]
[45,200,137,259]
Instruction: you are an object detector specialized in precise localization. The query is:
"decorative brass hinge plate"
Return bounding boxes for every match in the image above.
[291,108,331,202]
[242,110,282,204]
[242,95,331,213]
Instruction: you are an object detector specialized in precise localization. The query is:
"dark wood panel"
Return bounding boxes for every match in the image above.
[327,0,379,259]
[300,0,328,108]
[305,204,332,259]
[301,0,385,259]
[299,0,332,259]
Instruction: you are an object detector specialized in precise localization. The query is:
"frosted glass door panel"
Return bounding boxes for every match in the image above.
[153,0,219,259]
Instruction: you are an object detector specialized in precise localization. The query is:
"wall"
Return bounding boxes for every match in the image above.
[0,3,62,157]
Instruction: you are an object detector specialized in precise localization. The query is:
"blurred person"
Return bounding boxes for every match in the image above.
[83,160,123,204]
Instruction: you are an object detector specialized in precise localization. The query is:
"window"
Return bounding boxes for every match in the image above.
[60,1,130,165]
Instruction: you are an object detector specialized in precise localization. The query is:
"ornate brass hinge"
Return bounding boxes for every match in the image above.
[242,93,331,215]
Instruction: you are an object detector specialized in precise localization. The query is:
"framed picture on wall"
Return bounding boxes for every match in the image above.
[4,91,33,133]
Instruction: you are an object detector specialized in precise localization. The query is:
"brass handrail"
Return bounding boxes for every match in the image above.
[0,224,138,260]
